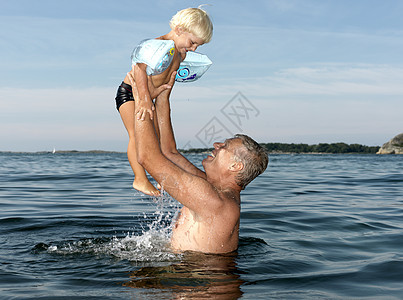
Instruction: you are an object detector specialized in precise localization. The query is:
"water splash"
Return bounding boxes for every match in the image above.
[37,190,182,262]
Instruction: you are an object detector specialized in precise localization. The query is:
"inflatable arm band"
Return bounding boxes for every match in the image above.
[131,39,175,76]
[131,39,212,82]
[175,51,212,83]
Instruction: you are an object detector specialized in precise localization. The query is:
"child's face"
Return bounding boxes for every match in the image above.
[174,27,205,54]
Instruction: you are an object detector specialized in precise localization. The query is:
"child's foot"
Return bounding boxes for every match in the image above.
[133,179,161,196]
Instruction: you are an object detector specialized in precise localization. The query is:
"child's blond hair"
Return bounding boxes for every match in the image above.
[170,7,213,43]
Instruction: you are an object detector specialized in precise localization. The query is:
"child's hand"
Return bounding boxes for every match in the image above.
[136,97,155,121]
[127,68,155,121]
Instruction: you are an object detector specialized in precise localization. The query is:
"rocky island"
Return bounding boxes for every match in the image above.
[377,133,403,154]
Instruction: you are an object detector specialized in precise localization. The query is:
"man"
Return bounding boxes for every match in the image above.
[128,71,268,254]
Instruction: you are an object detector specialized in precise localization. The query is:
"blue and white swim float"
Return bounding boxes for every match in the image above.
[176,51,212,82]
[131,39,212,82]
[131,39,175,76]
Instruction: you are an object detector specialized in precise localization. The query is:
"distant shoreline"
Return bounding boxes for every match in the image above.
[0,150,125,154]
[0,142,383,155]
[180,142,381,155]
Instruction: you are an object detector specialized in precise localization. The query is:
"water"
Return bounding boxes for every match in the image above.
[1,152,402,299]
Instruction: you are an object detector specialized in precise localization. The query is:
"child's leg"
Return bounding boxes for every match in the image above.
[119,101,160,196]
[127,136,161,196]
[152,110,162,190]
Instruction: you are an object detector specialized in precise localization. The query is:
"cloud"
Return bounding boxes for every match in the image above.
[170,64,403,119]
[1,60,402,151]
[0,86,124,150]
[1,1,402,150]
[0,15,166,87]
[168,63,403,146]
[204,63,403,99]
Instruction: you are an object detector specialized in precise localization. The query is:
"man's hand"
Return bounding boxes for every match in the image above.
[127,66,176,121]
[148,71,176,99]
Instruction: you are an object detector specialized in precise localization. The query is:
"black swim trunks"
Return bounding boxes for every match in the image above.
[115,82,134,111]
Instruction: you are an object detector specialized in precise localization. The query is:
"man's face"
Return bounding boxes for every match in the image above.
[202,138,242,174]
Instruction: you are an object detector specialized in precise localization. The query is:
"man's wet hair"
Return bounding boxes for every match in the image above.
[233,134,268,190]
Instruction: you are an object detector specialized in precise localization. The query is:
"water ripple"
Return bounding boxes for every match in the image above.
[1,153,403,299]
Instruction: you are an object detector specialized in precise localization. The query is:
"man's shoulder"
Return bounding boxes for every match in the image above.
[211,189,241,214]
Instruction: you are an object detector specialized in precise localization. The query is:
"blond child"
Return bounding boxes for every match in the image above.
[115,7,213,196]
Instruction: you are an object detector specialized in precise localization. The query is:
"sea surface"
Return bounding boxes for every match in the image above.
[1,152,402,299]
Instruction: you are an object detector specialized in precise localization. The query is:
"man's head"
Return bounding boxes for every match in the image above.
[203,134,268,190]
[170,7,213,44]
[232,134,268,190]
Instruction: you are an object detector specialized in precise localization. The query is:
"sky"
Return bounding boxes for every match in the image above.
[1,0,402,152]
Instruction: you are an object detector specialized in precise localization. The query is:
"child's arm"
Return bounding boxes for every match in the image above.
[133,63,155,120]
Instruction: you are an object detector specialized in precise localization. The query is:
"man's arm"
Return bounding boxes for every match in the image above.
[154,74,207,179]
[128,71,221,215]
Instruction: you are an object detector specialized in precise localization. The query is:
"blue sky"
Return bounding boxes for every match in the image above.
[1,0,402,151]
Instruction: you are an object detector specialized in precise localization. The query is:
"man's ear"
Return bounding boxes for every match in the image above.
[229,161,244,173]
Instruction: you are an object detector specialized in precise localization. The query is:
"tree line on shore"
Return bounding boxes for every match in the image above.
[180,142,380,154]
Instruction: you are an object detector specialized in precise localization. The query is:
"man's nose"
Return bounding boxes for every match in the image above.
[213,142,224,149]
